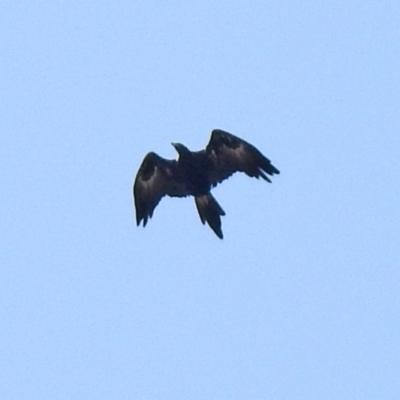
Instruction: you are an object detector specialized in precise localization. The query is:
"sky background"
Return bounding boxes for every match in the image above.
[1,1,400,399]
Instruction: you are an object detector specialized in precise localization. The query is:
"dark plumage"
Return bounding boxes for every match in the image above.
[133,129,280,239]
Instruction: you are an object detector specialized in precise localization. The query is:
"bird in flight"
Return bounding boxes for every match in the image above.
[134,129,280,239]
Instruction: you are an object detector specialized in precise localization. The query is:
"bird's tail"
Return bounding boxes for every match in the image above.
[194,194,226,239]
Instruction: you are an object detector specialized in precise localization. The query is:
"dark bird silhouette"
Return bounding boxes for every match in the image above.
[133,129,280,239]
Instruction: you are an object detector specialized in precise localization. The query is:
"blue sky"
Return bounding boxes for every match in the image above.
[1,1,400,398]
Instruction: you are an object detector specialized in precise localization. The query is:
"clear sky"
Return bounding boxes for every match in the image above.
[1,1,400,399]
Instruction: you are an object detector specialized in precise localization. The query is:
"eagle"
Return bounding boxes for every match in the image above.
[133,129,280,239]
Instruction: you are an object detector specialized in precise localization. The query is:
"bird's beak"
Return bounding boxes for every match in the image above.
[171,142,177,148]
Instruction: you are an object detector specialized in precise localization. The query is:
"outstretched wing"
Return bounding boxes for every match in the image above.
[205,129,280,186]
[134,152,187,227]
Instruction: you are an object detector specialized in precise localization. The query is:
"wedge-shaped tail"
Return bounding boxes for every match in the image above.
[195,194,226,239]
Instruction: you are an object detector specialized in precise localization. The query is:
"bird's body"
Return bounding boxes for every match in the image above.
[171,145,212,196]
[133,129,279,239]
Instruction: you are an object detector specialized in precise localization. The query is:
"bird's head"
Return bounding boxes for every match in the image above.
[171,142,191,159]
